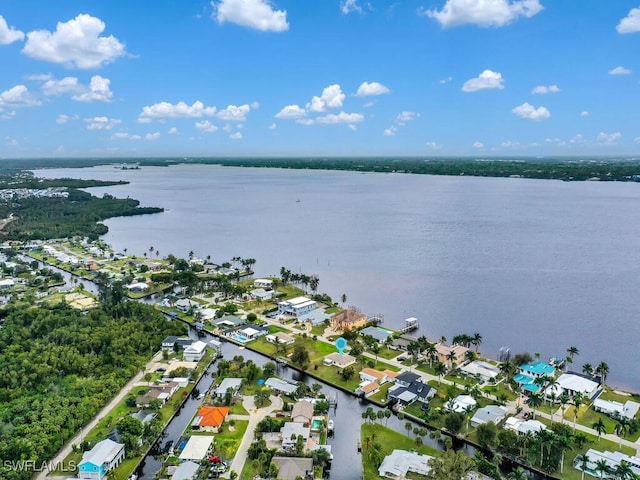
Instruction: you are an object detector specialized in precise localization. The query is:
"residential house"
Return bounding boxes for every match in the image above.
[388,382,436,405]
[137,382,179,407]
[513,361,556,393]
[593,398,640,419]
[271,457,314,480]
[183,340,208,362]
[330,308,367,331]
[504,417,547,435]
[191,406,229,432]
[254,278,274,289]
[281,422,311,451]
[161,336,192,351]
[214,378,243,398]
[278,296,317,317]
[460,361,501,382]
[237,325,268,341]
[179,435,215,462]
[545,373,600,400]
[435,343,470,369]
[323,352,356,368]
[360,326,394,344]
[125,281,149,292]
[390,334,418,351]
[395,371,421,388]
[470,405,508,428]
[356,381,381,397]
[0,278,15,289]
[359,368,387,384]
[265,377,298,396]
[378,450,431,479]
[175,298,199,313]
[172,461,200,480]
[574,449,640,478]
[214,314,244,329]
[78,439,125,480]
[291,400,314,425]
[265,332,295,345]
[250,288,274,301]
[447,395,477,413]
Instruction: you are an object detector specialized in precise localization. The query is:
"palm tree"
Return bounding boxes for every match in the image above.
[615,460,634,480]
[615,416,630,448]
[592,418,607,442]
[472,332,482,353]
[594,459,611,480]
[371,343,380,363]
[576,453,590,480]
[567,346,579,360]
[559,392,570,421]
[572,392,584,431]
[527,392,543,419]
[556,434,572,474]
[425,342,437,367]
[508,467,527,480]
[596,362,609,385]
[341,293,347,306]
[446,350,457,369]
[434,362,446,385]
[583,363,594,377]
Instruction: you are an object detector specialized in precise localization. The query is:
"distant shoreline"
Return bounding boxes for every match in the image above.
[8,156,640,182]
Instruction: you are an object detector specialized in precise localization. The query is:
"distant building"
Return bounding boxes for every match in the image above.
[331,308,367,331]
[323,352,356,368]
[378,450,431,479]
[179,435,214,462]
[254,278,274,289]
[278,296,317,317]
[435,343,470,369]
[593,398,640,419]
[574,449,640,478]
[470,405,508,428]
[191,406,229,432]
[545,373,600,400]
[271,456,314,480]
[291,400,314,425]
[183,340,208,362]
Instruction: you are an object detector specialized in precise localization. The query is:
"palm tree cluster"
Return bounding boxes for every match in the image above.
[279,266,320,293]
[451,332,483,352]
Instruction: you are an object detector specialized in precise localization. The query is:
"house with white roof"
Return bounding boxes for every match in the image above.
[281,422,311,451]
[179,435,215,461]
[545,373,600,400]
[265,377,298,396]
[266,332,295,345]
[278,296,317,317]
[593,398,640,420]
[504,417,547,435]
[447,395,477,413]
[214,378,243,398]
[125,281,149,292]
[183,340,207,362]
[254,278,274,289]
[378,450,431,479]
[460,361,501,382]
[172,461,200,480]
[237,326,267,340]
[78,439,125,480]
[250,288,274,301]
[574,449,640,478]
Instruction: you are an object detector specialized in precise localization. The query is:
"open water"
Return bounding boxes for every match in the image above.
[33,164,640,391]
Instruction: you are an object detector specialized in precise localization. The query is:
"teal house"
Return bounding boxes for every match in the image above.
[78,438,125,480]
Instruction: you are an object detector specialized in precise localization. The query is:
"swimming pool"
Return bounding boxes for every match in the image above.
[311,419,322,430]
[236,335,249,343]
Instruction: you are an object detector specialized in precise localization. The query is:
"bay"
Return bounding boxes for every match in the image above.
[33,163,640,391]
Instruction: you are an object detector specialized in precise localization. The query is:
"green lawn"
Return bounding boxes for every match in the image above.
[369,383,394,405]
[481,381,518,402]
[361,423,439,480]
[229,401,249,415]
[598,388,640,407]
[214,420,249,460]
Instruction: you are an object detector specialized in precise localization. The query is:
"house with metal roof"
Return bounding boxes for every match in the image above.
[78,439,125,480]
[470,405,508,428]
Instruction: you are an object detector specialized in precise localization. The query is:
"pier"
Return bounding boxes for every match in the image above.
[400,316,418,333]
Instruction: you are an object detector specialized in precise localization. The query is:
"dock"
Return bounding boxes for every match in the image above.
[400,317,418,333]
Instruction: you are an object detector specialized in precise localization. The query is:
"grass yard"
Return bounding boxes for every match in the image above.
[481,381,518,402]
[361,424,439,480]
[214,419,249,460]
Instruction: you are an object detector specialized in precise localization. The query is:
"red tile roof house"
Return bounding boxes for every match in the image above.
[191,406,230,433]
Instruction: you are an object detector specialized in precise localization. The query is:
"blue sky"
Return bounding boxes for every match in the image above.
[1,0,639,158]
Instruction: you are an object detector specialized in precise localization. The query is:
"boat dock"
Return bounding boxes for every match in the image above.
[400,317,418,332]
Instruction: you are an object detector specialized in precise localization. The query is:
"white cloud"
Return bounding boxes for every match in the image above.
[168,127,178,134]
[384,127,397,136]
[41,76,81,96]
[22,14,126,69]
[217,104,251,121]
[0,85,41,107]
[634,137,640,143]
[307,84,345,112]
[72,75,112,102]
[145,132,160,141]
[425,141,441,149]
[500,141,521,148]
[268,123,277,130]
[56,114,70,124]
[0,15,25,45]
[212,0,289,32]
[251,101,260,109]
[596,132,621,144]
[341,0,363,14]
[111,132,141,141]
[422,0,543,28]
[348,124,357,131]
[531,84,560,94]
[1,110,16,120]
[6,136,18,146]
[356,81,390,97]
[462,69,504,92]
[139,100,216,122]
[617,7,640,34]
[570,134,584,144]
[363,101,375,108]
[229,132,243,140]
[609,66,631,75]
[296,118,314,126]
[396,111,420,122]
[26,73,53,81]
[275,104,306,119]
[314,111,364,125]
[195,120,219,133]
[512,102,550,121]
[85,116,120,130]
[439,76,453,84]
[580,111,589,117]
[473,141,484,149]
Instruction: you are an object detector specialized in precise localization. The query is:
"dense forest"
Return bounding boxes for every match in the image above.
[0,301,184,480]
[4,156,640,181]
[0,189,163,241]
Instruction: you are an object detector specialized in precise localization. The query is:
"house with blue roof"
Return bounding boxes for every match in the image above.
[78,438,125,480]
[513,361,555,394]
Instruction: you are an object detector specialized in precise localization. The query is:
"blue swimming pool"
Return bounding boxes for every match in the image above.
[236,335,249,343]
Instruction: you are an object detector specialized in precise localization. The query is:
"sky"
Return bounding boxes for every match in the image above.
[0,0,640,158]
